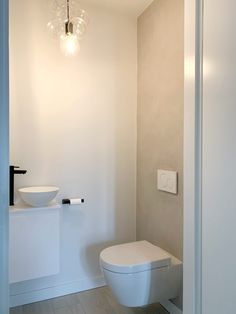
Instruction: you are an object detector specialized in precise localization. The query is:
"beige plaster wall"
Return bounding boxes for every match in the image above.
[137,0,184,260]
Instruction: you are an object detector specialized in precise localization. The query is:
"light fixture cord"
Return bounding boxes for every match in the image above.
[67,0,70,22]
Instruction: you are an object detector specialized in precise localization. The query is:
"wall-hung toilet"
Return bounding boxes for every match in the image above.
[100,241,182,307]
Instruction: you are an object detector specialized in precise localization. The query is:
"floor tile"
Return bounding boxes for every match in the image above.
[10,286,170,314]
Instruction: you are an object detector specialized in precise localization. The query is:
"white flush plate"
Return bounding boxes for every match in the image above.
[157,170,178,194]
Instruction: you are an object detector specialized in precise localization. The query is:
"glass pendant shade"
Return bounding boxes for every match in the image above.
[47,0,89,56]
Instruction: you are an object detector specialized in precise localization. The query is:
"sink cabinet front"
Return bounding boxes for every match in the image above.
[9,207,60,283]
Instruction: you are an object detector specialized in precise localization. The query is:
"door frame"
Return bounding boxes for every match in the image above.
[0,0,202,313]
[183,0,203,313]
[0,0,9,313]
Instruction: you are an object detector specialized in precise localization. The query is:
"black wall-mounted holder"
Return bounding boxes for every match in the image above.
[62,198,84,205]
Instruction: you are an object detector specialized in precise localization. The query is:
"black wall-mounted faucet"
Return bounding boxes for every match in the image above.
[10,165,27,206]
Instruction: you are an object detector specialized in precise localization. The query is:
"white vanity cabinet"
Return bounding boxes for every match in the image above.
[9,204,60,283]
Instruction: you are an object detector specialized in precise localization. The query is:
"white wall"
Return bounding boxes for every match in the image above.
[10,0,137,305]
[202,0,236,313]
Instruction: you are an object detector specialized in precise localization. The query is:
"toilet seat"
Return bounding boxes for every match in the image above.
[100,240,171,274]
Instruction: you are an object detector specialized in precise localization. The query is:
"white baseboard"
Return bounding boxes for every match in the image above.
[10,276,106,308]
[160,300,183,314]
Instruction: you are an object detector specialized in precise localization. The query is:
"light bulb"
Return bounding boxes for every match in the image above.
[60,33,80,57]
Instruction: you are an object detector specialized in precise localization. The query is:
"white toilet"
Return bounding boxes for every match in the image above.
[100,240,182,307]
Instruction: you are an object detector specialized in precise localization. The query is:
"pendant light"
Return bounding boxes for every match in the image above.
[47,0,89,57]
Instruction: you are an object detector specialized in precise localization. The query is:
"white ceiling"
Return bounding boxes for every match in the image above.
[84,0,154,17]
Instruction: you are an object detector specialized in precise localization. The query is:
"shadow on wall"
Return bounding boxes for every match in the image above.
[80,241,117,278]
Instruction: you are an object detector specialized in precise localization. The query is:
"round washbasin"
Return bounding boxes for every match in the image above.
[18,186,59,207]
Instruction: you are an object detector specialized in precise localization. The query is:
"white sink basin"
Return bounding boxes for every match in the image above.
[18,186,59,207]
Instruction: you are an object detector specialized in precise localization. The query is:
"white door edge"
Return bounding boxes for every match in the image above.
[183,0,203,314]
[0,0,9,313]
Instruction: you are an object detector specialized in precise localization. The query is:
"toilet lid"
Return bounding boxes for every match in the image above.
[100,241,171,274]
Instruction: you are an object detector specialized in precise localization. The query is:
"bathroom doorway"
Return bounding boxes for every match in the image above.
[1,0,195,313]
[5,0,236,313]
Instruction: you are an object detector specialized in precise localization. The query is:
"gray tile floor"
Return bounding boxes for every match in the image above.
[10,287,169,314]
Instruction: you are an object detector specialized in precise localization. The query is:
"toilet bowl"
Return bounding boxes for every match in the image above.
[100,240,182,307]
